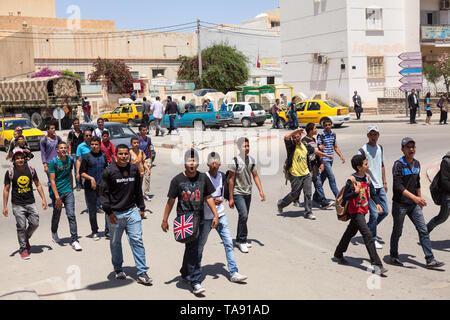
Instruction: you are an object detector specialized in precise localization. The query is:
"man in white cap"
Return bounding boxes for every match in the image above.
[358,125,388,249]
[3,148,47,260]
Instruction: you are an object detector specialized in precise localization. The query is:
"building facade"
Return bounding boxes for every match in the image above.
[281,0,448,110]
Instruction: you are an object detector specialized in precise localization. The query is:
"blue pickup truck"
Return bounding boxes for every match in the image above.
[148,106,233,131]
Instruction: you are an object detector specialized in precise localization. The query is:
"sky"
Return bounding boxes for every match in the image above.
[55,0,279,31]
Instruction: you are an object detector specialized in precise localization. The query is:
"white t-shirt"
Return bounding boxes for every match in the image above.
[359,143,384,189]
[203,172,225,220]
[93,127,107,138]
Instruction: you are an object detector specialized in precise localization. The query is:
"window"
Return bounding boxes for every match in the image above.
[367,56,385,79]
[75,72,85,84]
[296,102,307,112]
[250,103,263,111]
[121,107,131,113]
[271,20,280,28]
[234,104,245,112]
[112,108,121,114]
[267,76,275,85]
[366,8,383,30]
[152,69,165,78]
[307,102,321,111]
[131,72,139,80]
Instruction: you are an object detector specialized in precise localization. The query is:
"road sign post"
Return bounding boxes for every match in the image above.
[53,107,66,131]
[399,52,423,118]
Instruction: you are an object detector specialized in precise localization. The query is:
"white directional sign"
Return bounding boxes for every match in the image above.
[151,79,176,86]
[398,52,422,61]
[399,83,423,92]
[399,60,423,69]
[133,82,141,91]
[400,75,423,84]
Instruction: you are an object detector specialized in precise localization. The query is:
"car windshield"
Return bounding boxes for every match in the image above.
[250,103,263,111]
[108,126,136,139]
[4,120,34,130]
[324,100,341,108]
[135,106,144,113]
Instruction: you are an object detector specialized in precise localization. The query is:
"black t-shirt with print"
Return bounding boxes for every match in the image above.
[167,171,215,220]
[4,166,39,205]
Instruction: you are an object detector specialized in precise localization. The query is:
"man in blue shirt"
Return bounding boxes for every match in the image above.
[207,99,214,112]
[220,100,228,112]
[317,119,345,198]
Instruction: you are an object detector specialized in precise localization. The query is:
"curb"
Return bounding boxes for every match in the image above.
[348,119,441,124]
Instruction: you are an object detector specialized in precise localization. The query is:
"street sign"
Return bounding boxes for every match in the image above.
[53,107,66,120]
[399,83,423,92]
[399,68,423,75]
[399,75,423,84]
[151,79,176,86]
[133,82,141,91]
[398,52,422,60]
[399,60,423,69]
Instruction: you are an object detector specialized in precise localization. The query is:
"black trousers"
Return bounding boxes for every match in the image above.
[334,212,382,267]
[440,110,448,124]
[410,107,417,123]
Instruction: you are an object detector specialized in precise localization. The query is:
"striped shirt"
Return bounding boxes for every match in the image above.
[317,131,336,162]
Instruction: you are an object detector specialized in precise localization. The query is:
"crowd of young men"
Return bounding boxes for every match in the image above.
[2,115,449,295]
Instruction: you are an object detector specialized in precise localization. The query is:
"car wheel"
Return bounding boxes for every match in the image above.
[256,122,265,127]
[334,123,343,128]
[320,118,331,128]
[194,120,205,131]
[3,140,9,152]
[31,112,44,130]
[241,118,251,128]
[222,122,229,128]
[127,119,134,126]
[277,119,286,129]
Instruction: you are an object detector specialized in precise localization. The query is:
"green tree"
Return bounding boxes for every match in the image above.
[177,43,249,92]
[436,53,450,95]
[423,63,442,94]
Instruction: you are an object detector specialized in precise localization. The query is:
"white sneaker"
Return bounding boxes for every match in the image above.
[71,241,82,251]
[230,272,248,283]
[246,242,252,248]
[305,213,316,220]
[192,284,206,295]
[374,240,383,249]
[92,233,100,241]
[237,243,249,253]
[52,233,61,244]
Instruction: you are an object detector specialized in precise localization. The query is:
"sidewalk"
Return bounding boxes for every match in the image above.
[348,113,443,124]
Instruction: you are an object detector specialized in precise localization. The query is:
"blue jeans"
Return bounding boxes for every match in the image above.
[168,114,178,134]
[85,188,107,234]
[234,194,252,244]
[427,198,450,233]
[320,161,339,197]
[198,215,238,277]
[390,202,434,263]
[109,207,148,275]
[272,112,279,128]
[180,237,202,286]
[50,191,78,243]
[367,187,389,240]
[312,171,327,205]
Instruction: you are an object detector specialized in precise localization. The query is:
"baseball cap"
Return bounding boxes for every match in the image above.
[12,147,25,159]
[207,152,221,165]
[367,125,380,134]
[401,137,415,147]
[184,148,199,164]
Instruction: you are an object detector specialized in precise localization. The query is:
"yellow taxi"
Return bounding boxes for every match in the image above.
[277,100,350,128]
[101,104,143,126]
[0,118,45,151]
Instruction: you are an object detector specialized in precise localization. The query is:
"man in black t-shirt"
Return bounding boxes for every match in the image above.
[3,148,47,260]
[67,118,84,190]
[161,148,219,295]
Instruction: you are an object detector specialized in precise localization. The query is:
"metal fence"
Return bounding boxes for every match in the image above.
[384,85,447,98]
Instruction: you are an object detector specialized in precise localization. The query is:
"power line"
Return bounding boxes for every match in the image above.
[199,25,279,38]
[200,20,280,33]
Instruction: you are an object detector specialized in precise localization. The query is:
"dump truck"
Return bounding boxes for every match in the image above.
[0,76,82,129]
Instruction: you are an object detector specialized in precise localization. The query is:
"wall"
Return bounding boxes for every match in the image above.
[0,0,55,18]
[0,16,115,31]
[281,0,350,101]
[0,30,35,79]
[378,97,441,114]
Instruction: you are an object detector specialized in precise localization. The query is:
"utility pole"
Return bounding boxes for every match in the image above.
[197,19,203,85]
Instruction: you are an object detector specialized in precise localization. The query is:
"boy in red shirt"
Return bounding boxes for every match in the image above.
[333,154,387,275]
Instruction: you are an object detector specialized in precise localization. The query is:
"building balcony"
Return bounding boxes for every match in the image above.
[421,25,450,44]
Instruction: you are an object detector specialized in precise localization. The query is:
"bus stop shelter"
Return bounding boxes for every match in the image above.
[235,84,294,104]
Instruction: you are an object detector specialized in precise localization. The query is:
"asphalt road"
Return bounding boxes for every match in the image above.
[0,122,449,300]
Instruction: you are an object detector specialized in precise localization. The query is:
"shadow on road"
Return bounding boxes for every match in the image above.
[9,245,53,257]
[382,254,445,271]
[276,210,307,218]
[430,239,450,252]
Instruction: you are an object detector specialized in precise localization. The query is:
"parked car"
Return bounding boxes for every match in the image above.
[0,118,45,151]
[80,122,155,162]
[101,104,143,126]
[148,109,233,131]
[277,100,350,128]
[226,102,266,127]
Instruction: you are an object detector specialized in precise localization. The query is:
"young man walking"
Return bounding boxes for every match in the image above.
[228,137,266,253]
[353,91,362,120]
[150,96,165,136]
[358,126,389,249]
[67,118,84,190]
[277,128,331,220]
[390,137,445,269]
[198,152,247,283]
[40,124,62,188]
[302,123,334,209]
[141,97,151,131]
[49,142,82,251]
[165,96,180,135]
[161,148,219,295]
[271,99,281,129]
[427,151,450,234]
[100,144,152,285]
[138,125,152,201]
[3,148,47,259]
[333,155,387,275]
[93,118,107,139]
[80,137,108,241]
[408,89,419,124]
[317,119,345,198]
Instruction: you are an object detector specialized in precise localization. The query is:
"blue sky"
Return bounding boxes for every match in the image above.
[55,0,279,30]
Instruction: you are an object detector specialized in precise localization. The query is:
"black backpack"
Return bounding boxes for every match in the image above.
[430,171,441,206]
[223,157,255,201]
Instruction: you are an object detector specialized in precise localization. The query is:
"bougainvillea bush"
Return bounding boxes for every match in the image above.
[31,67,61,78]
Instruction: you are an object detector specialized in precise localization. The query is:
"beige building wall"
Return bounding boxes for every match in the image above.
[0,30,35,79]
[0,0,55,18]
[0,16,115,31]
